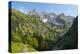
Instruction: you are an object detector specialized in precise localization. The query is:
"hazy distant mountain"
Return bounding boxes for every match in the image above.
[28,9,40,18]
[27,9,75,27]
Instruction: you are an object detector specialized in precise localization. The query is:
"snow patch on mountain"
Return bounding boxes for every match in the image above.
[42,18,48,23]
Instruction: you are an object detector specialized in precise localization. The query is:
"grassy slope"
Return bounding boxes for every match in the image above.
[10,9,51,52]
[10,9,40,52]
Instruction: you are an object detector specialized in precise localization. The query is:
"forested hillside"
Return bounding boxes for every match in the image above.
[53,16,78,50]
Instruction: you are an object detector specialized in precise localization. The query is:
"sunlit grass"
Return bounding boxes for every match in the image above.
[11,42,24,53]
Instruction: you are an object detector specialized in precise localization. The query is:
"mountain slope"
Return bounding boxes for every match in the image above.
[53,16,78,50]
[10,9,57,52]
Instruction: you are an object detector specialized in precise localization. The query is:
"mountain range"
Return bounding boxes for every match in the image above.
[27,9,75,25]
[27,9,75,36]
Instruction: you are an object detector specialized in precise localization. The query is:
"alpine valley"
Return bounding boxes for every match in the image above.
[9,9,78,53]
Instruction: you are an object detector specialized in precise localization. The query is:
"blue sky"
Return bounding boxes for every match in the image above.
[10,1,78,17]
